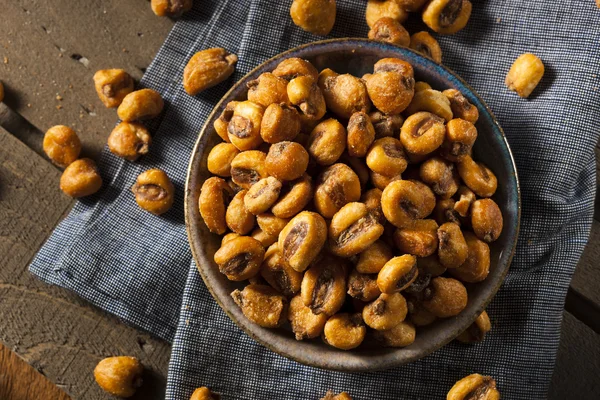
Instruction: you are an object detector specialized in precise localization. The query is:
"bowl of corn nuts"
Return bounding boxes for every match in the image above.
[185,39,520,371]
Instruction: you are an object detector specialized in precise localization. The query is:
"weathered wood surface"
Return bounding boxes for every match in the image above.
[0,342,70,400]
[0,0,598,399]
[0,1,174,399]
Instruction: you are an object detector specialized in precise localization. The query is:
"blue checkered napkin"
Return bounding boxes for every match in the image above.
[29,0,600,399]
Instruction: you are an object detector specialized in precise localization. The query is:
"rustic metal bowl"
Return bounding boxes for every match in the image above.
[185,39,520,372]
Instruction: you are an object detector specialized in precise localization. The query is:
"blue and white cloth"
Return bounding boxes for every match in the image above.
[30,1,600,399]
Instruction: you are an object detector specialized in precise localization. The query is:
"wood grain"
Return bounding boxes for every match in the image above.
[0,342,70,400]
[0,128,171,400]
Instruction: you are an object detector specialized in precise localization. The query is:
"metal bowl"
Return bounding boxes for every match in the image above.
[185,38,520,372]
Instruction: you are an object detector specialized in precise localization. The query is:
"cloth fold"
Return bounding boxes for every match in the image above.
[30,1,600,399]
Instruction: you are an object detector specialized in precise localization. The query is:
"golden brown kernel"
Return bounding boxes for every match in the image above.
[321,391,353,400]
[369,171,401,191]
[287,75,327,120]
[377,255,418,294]
[400,111,446,155]
[93,69,134,108]
[365,58,414,114]
[272,57,319,82]
[230,150,268,189]
[271,174,313,218]
[422,276,467,318]
[288,294,328,340]
[221,233,240,245]
[278,211,327,272]
[449,231,490,282]
[183,48,237,95]
[94,356,143,398]
[366,137,407,177]
[265,141,309,181]
[43,125,81,168]
[373,320,416,347]
[231,284,287,327]
[447,374,500,400]
[441,118,478,162]
[369,111,404,138]
[131,170,175,215]
[418,255,447,277]
[414,81,432,92]
[393,219,439,257]
[60,158,102,198]
[206,142,238,177]
[410,31,442,63]
[226,190,255,235]
[456,310,492,343]
[108,122,151,162]
[256,213,290,237]
[323,313,366,350]
[505,53,545,98]
[244,176,282,215]
[363,292,407,330]
[307,118,346,165]
[199,176,233,234]
[247,72,289,107]
[213,101,237,143]
[433,198,460,226]
[329,202,384,257]
[151,0,193,17]
[189,386,221,400]
[407,298,437,326]
[347,111,376,157]
[338,153,369,188]
[356,240,392,274]
[290,0,336,36]
[314,163,361,218]
[422,0,472,35]
[395,0,428,11]
[366,0,408,28]
[381,179,436,228]
[215,236,264,281]
[261,243,303,296]
[260,103,301,143]
[361,188,385,224]
[419,156,459,198]
[405,89,453,121]
[437,222,468,268]
[227,101,264,151]
[117,89,164,121]
[442,89,479,124]
[457,155,497,198]
[347,269,381,302]
[368,17,410,47]
[251,227,278,247]
[471,199,503,242]
[301,254,347,315]
[319,70,371,119]
[454,185,476,217]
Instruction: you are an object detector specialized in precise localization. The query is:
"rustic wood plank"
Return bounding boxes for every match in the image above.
[0,342,71,400]
[0,128,170,399]
[0,0,173,160]
[549,312,600,399]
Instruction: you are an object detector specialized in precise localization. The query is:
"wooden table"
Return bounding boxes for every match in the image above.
[0,1,598,399]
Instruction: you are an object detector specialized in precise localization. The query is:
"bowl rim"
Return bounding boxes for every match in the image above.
[184,38,521,372]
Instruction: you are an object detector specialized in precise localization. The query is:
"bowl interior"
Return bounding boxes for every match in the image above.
[185,39,520,372]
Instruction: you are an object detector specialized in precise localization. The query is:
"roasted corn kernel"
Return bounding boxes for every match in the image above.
[419,156,459,198]
[437,222,468,268]
[199,176,233,234]
[288,294,328,340]
[290,0,336,36]
[365,58,414,114]
[183,48,237,95]
[260,103,301,143]
[215,236,264,281]
[405,88,453,121]
[272,57,319,82]
[377,255,418,293]
[151,0,193,17]
[314,163,361,218]
[117,89,164,121]
[213,101,237,142]
[230,150,268,189]
[366,137,408,178]
[93,69,134,108]
[363,292,408,330]
[207,142,239,177]
[505,53,545,98]
[60,158,103,198]
[410,31,442,63]
[381,179,436,228]
[365,0,408,28]
[400,111,446,155]
[393,219,439,257]
[261,243,303,297]
[301,254,347,315]
[231,284,287,327]
[43,125,82,168]
[471,199,503,242]
[457,155,497,198]
[226,190,255,235]
[347,111,376,157]
[368,17,410,47]
[347,269,381,302]
[244,176,282,215]
[422,276,467,318]
[329,202,385,257]
[442,89,479,124]
[447,374,500,400]
[456,310,491,343]
[323,313,366,350]
[319,69,371,119]
[278,211,327,272]
[287,75,327,120]
[108,122,151,162]
[94,356,143,398]
[271,174,313,218]
[227,101,264,151]
[369,111,403,138]
[441,118,478,162]
[449,232,490,283]
[248,72,289,107]
[189,386,221,400]
[422,0,472,35]
[356,240,392,274]
[373,320,416,347]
